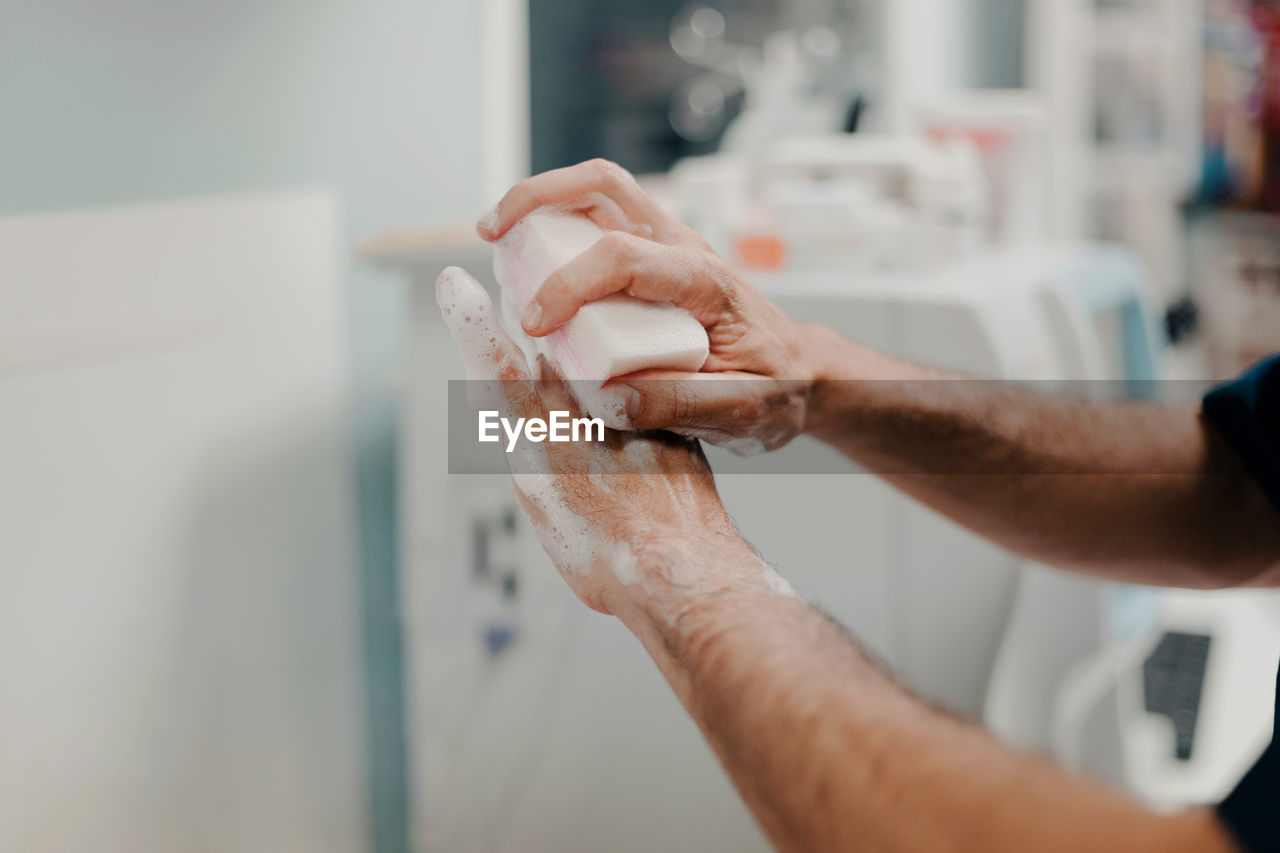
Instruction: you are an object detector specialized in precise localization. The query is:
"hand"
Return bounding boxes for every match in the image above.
[477,159,838,455]
[435,265,757,619]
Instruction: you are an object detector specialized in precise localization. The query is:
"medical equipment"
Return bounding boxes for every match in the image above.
[1050,586,1280,807]
[674,134,988,274]
[918,90,1051,246]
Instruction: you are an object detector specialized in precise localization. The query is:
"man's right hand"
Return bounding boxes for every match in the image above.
[477,158,840,454]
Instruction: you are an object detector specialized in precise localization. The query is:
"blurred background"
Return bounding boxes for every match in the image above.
[5,1,1280,851]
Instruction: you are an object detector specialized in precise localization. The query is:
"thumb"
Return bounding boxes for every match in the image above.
[610,371,807,454]
[610,370,779,432]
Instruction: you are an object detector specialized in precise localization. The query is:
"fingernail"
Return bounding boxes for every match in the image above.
[476,206,499,239]
[521,300,543,333]
[617,384,641,420]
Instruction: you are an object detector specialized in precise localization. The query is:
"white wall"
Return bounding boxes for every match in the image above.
[0,2,486,849]
[0,1,480,228]
[0,191,363,853]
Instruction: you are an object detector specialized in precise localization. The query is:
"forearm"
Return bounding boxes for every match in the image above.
[612,539,1235,853]
[800,329,1280,587]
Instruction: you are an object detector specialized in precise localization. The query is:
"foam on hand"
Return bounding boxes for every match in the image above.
[492,208,710,383]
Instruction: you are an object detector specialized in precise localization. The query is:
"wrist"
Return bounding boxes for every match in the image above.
[799,330,930,442]
[605,527,772,633]
[798,326,865,440]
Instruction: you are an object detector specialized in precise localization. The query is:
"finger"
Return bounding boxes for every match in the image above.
[523,233,726,335]
[534,355,578,413]
[435,266,527,380]
[534,356,635,473]
[435,266,541,420]
[511,482,549,529]
[478,159,671,242]
[566,191,655,240]
[537,353,630,430]
[607,370,788,434]
[534,355,625,433]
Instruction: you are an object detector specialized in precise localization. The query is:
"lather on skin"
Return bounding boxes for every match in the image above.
[442,158,1280,851]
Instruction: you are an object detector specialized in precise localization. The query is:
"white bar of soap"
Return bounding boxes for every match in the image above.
[493,208,709,382]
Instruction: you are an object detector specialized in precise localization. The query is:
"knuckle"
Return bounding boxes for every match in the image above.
[679,223,714,252]
[668,383,697,425]
[699,251,738,307]
[599,229,638,264]
[590,158,634,191]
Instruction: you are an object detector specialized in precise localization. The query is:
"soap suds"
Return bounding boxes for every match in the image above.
[622,439,659,468]
[438,265,621,584]
[438,265,790,634]
[762,567,800,600]
[673,426,768,458]
[499,290,542,377]
[608,541,642,587]
[513,471,600,578]
[569,380,631,430]
[435,266,514,381]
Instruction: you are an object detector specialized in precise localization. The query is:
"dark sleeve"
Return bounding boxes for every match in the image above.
[1207,355,1280,851]
[1202,354,1280,515]
[1217,664,1280,852]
